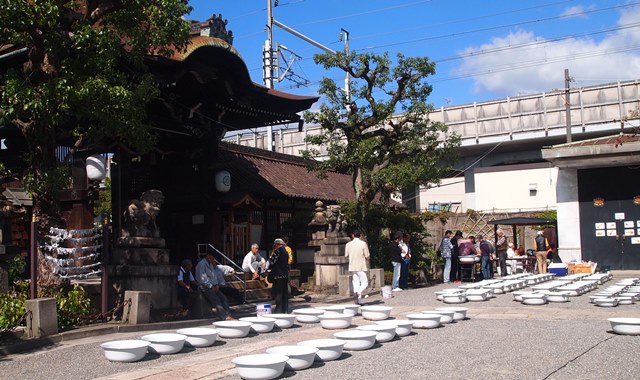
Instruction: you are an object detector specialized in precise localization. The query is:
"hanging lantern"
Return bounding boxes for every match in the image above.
[593,197,605,207]
[634,195,640,205]
[215,170,231,192]
[86,155,107,181]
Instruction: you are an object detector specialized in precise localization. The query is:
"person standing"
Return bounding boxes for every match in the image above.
[450,231,463,283]
[344,229,370,305]
[440,230,454,284]
[478,234,493,280]
[195,252,234,320]
[534,231,550,274]
[389,232,404,291]
[242,243,266,279]
[495,228,508,277]
[399,233,412,289]
[269,238,290,313]
[177,259,197,312]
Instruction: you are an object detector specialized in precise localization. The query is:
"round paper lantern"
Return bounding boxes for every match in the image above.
[215,170,231,192]
[86,155,107,181]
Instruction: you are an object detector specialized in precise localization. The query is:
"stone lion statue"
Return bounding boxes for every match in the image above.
[326,205,347,233]
[122,189,165,238]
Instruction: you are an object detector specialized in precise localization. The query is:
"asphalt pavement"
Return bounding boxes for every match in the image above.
[1,270,639,380]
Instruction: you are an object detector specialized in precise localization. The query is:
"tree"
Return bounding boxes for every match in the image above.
[0,0,192,230]
[303,51,460,235]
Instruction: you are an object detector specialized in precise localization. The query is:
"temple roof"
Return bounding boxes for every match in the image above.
[216,141,355,203]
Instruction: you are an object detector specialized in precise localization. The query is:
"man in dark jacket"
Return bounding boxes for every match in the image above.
[450,231,463,283]
[389,232,403,292]
[269,238,290,313]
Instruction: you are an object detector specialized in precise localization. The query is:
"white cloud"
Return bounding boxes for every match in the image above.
[454,5,640,97]
[560,5,593,19]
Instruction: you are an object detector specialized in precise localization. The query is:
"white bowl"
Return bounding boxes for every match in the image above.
[175,327,219,348]
[232,353,288,380]
[459,256,476,264]
[608,317,640,335]
[317,305,346,314]
[513,291,536,302]
[318,313,353,329]
[617,296,636,305]
[443,293,468,304]
[338,304,361,316]
[360,305,392,321]
[374,319,415,337]
[292,308,325,323]
[100,339,150,362]
[356,324,397,342]
[268,313,297,329]
[239,317,277,333]
[422,310,454,324]
[140,333,187,355]
[266,345,319,370]
[298,339,345,362]
[333,330,378,351]
[212,320,253,338]
[435,307,468,321]
[594,298,618,307]
[406,313,441,329]
[465,289,490,302]
[521,293,548,305]
[545,291,570,303]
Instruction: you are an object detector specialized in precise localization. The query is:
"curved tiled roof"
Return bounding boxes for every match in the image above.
[218,141,355,202]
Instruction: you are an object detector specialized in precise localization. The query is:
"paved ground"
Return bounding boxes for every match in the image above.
[2,270,640,380]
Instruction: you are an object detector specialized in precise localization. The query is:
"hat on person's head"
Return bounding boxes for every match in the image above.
[274,238,285,245]
[537,231,544,235]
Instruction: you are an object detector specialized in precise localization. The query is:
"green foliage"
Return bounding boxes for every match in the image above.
[302,50,460,234]
[0,0,192,225]
[535,210,558,229]
[55,285,93,328]
[1,278,93,330]
[94,177,112,223]
[8,255,26,284]
[0,280,28,329]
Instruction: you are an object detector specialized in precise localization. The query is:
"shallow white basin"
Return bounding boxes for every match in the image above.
[422,310,454,324]
[298,338,345,361]
[292,308,324,323]
[360,305,392,321]
[435,307,468,321]
[175,327,219,348]
[608,317,640,335]
[268,313,297,328]
[521,293,548,306]
[318,313,353,329]
[140,333,186,355]
[100,339,150,362]
[593,298,618,307]
[232,353,288,380]
[266,345,319,370]
[545,291,570,303]
[212,320,253,338]
[317,305,346,314]
[406,313,441,329]
[333,330,378,351]
[374,319,414,336]
[239,316,276,333]
[338,304,361,316]
[443,293,468,304]
[356,324,397,342]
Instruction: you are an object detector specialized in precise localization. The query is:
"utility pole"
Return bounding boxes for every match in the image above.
[340,28,350,104]
[565,68,572,143]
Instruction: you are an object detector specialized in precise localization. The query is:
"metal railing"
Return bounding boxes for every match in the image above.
[197,243,247,302]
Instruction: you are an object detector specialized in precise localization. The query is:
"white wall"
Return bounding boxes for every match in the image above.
[416,177,466,212]
[474,165,558,212]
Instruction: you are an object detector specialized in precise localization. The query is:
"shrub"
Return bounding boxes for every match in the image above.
[0,280,29,329]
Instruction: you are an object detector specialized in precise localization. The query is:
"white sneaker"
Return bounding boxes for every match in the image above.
[392,287,403,292]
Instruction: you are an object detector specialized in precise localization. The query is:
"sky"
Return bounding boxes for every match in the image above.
[186,0,640,112]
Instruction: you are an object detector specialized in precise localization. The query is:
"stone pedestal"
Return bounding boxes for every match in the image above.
[108,264,178,310]
[312,232,350,293]
[338,268,385,296]
[25,298,58,338]
[123,290,151,324]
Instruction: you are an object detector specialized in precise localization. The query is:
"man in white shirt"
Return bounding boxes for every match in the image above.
[242,243,266,279]
[344,230,370,305]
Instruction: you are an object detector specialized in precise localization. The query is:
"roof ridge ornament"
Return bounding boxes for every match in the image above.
[190,14,234,45]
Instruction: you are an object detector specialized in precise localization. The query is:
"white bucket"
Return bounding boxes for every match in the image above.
[256,303,272,316]
[381,286,393,299]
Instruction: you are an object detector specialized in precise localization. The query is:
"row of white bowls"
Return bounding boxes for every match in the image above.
[100,313,301,363]
[232,306,471,380]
